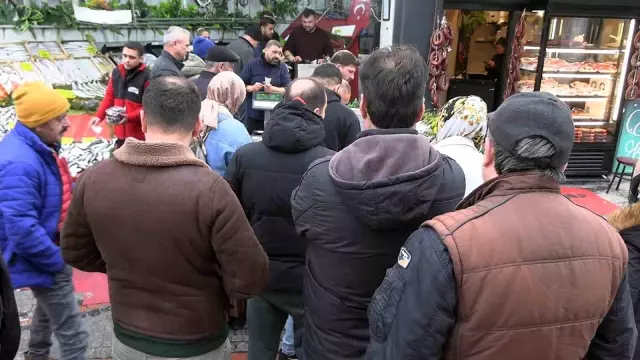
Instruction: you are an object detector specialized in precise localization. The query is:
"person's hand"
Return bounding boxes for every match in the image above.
[120,113,128,123]
[90,117,101,127]
[251,82,264,92]
[264,84,273,94]
[488,60,495,68]
[294,56,302,63]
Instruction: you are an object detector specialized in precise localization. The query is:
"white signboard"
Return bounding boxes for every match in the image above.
[73,5,133,25]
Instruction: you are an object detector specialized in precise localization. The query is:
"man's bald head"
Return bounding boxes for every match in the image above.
[285,77,327,117]
[337,80,351,105]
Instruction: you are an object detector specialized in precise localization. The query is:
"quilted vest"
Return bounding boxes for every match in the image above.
[52,152,72,233]
[424,173,627,360]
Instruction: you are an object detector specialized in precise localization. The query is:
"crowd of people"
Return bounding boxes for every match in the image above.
[1,14,640,360]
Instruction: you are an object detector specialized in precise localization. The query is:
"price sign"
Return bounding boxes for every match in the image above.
[613,100,640,173]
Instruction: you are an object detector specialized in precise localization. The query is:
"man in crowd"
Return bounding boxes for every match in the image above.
[312,63,360,150]
[0,82,89,360]
[227,25,263,75]
[193,46,240,100]
[151,26,190,79]
[0,255,19,360]
[197,27,210,39]
[486,37,506,81]
[284,8,334,63]
[92,41,150,148]
[226,77,334,360]
[366,91,637,359]
[193,31,215,60]
[337,80,351,105]
[291,45,465,360]
[241,40,291,134]
[254,11,279,58]
[331,50,359,82]
[61,77,269,360]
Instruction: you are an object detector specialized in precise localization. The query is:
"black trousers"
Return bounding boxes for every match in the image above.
[247,292,304,360]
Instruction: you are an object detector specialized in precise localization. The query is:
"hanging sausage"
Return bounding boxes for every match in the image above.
[503,11,526,100]
[429,16,453,107]
[625,29,640,100]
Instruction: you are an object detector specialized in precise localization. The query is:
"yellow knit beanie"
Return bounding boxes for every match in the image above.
[13,82,70,128]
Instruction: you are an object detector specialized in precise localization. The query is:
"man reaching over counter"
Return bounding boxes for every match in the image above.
[284,8,333,63]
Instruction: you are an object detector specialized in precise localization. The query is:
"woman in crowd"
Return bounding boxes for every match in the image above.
[608,185,640,360]
[200,71,252,177]
[432,95,488,196]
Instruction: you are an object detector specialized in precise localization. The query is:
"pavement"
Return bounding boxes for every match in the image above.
[13,179,629,359]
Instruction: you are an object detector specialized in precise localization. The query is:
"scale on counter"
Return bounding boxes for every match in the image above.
[252,92,283,110]
[253,91,284,123]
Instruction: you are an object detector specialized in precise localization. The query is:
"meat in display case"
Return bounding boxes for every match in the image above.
[518,15,635,143]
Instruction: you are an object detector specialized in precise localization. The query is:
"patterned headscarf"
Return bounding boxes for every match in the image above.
[435,96,488,150]
[199,71,246,129]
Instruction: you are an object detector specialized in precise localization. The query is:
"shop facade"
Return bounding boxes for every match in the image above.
[379,0,640,178]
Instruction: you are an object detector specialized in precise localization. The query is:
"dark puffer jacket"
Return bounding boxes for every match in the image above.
[225,101,334,293]
[322,89,360,151]
[609,202,640,360]
[291,128,465,360]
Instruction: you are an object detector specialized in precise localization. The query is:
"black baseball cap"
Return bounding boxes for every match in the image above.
[205,46,240,62]
[488,92,575,168]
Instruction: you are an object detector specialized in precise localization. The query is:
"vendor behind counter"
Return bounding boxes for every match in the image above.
[284,8,334,63]
[241,40,291,133]
[485,37,506,81]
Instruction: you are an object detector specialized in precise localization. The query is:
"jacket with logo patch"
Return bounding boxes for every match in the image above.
[366,172,636,360]
[96,63,150,141]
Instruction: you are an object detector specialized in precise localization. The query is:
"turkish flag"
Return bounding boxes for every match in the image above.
[347,0,371,39]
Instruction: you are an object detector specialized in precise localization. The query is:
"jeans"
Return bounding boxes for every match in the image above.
[27,265,89,360]
[113,336,231,360]
[281,316,295,356]
[247,292,303,360]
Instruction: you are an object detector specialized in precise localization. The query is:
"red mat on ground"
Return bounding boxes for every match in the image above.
[560,187,619,216]
[72,269,109,306]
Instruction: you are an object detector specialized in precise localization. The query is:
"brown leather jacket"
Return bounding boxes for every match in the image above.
[366,172,636,360]
[61,139,268,341]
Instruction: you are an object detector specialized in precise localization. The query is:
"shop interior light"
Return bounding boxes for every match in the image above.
[542,73,614,79]
[572,121,607,125]
[612,19,636,122]
[558,97,608,102]
[523,46,621,54]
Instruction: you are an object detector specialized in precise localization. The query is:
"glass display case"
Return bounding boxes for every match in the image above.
[514,13,637,177]
[519,15,633,144]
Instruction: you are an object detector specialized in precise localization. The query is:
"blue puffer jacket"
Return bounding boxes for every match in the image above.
[0,122,65,289]
[204,111,252,177]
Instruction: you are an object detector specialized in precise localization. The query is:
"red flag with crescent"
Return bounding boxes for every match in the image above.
[346,0,371,39]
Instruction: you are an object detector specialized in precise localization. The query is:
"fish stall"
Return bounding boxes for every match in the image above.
[0,41,116,175]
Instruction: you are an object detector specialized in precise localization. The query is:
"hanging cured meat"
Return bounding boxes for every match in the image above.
[428,16,453,107]
[625,29,640,100]
[504,12,526,100]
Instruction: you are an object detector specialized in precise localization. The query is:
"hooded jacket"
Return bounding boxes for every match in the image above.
[225,101,334,293]
[291,128,465,360]
[366,173,634,360]
[609,203,640,360]
[322,89,360,151]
